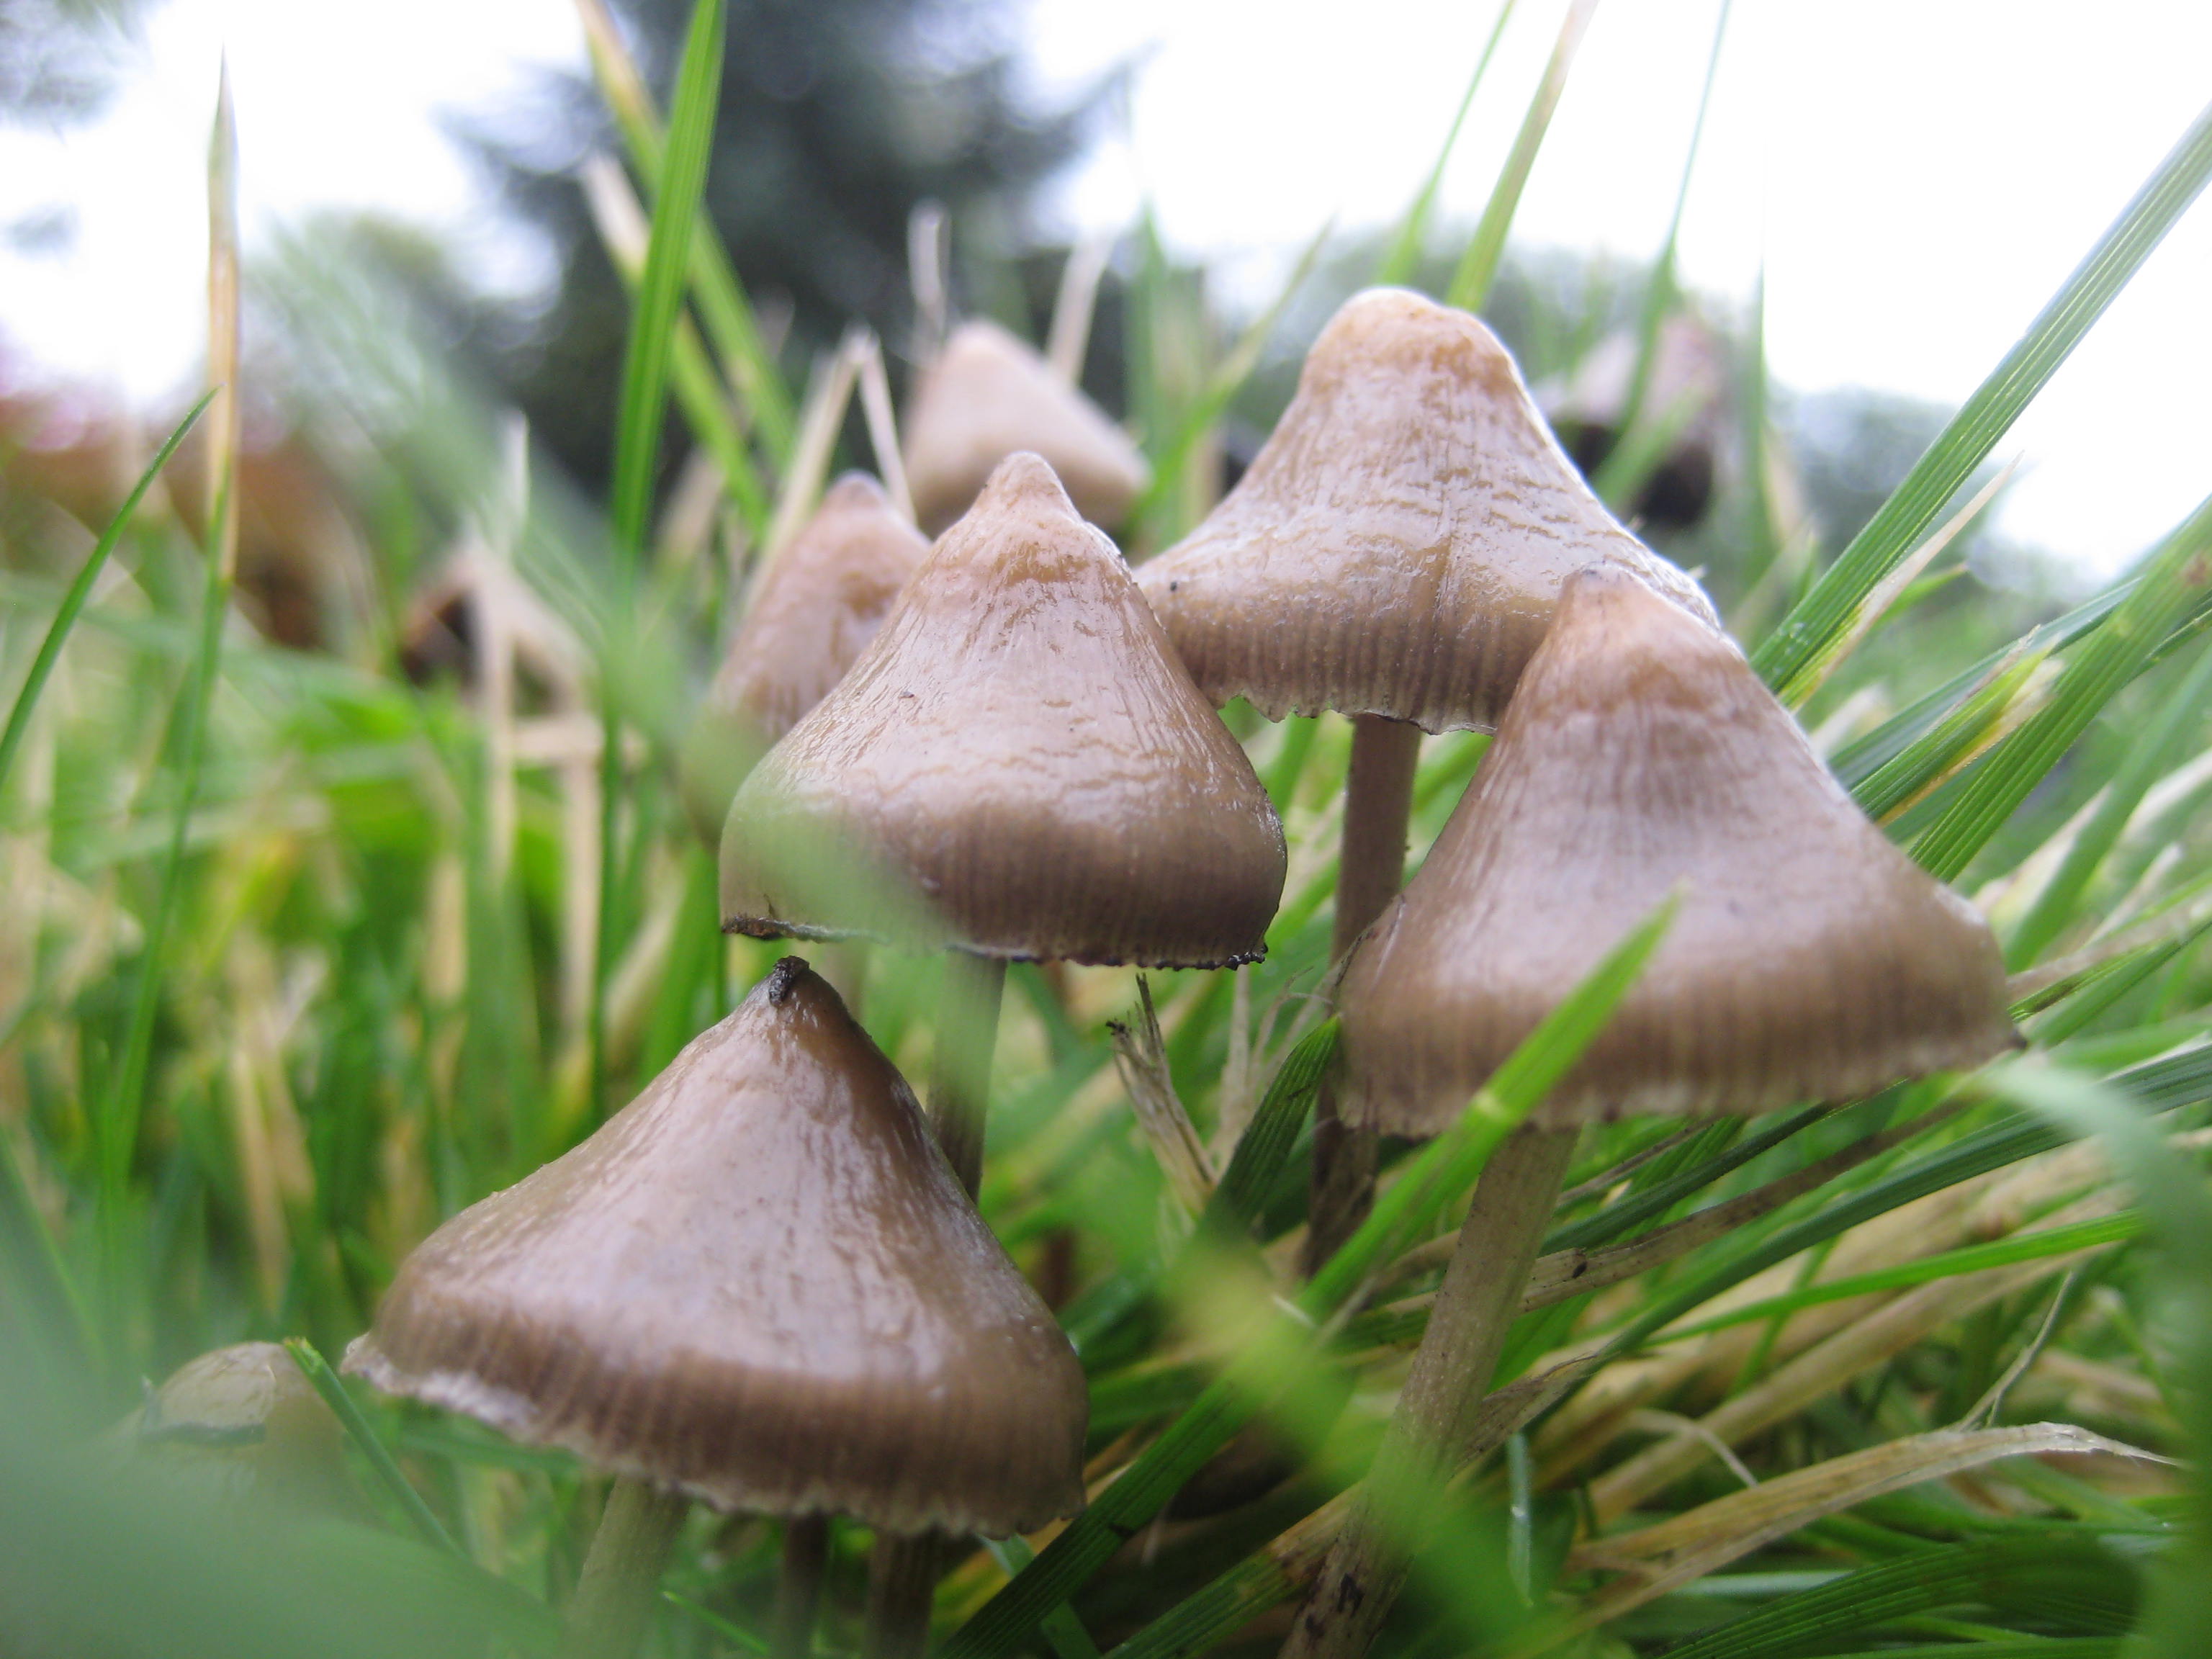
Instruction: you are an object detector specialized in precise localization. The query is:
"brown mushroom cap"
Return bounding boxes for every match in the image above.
[1136,287,1717,734]
[678,474,931,842]
[1336,565,2018,1133]
[903,319,1151,535]
[719,454,1287,968]
[345,958,1088,1537]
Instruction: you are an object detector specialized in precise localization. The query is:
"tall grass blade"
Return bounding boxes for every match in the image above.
[579,154,769,535]
[1447,0,1601,312]
[1651,1535,2138,1659]
[575,0,794,462]
[1753,99,2212,692]
[1556,1424,2157,1648]
[1915,493,2212,881]
[97,79,240,1308]
[1375,0,1516,287]
[1129,217,1332,533]
[0,392,214,801]
[1990,1058,2212,1659]
[284,1339,461,1557]
[593,0,726,1110]
[2010,636,2212,964]
[1589,0,1730,507]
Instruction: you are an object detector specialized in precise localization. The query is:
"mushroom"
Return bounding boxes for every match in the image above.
[1136,286,1715,1269]
[1282,565,2018,1659]
[720,450,1287,1191]
[1543,310,1728,530]
[678,472,931,845]
[902,319,1151,536]
[345,957,1087,1659]
[117,1341,357,1516]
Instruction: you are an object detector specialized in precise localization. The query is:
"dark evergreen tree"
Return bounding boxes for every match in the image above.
[456,0,1099,495]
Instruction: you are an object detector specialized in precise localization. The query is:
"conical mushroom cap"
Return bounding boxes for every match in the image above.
[903,319,1151,535]
[120,1342,359,1514]
[1136,287,1717,733]
[721,454,1287,968]
[1544,313,1727,530]
[678,474,930,842]
[1337,565,2018,1133]
[344,958,1088,1537]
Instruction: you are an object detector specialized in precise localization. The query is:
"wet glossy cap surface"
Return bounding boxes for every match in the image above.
[720,454,1287,967]
[903,319,1151,534]
[679,475,930,842]
[1138,287,1716,733]
[346,958,1089,1537]
[1338,565,2018,1131]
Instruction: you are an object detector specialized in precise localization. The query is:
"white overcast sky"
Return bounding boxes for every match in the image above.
[1,0,2207,580]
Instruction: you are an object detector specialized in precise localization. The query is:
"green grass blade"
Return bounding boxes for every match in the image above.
[578,0,794,463]
[1541,1102,1830,1254]
[1130,217,1333,534]
[1590,0,1730,506]
[97,87,241,1304]
[606,0,724,566]
[0,392,214,804]
[1992,1060,2212,1658]
[2010,636,2212,965]
[593,0,725,1111]
[1602,1043,2212,1359]
[1447,0,1600,313]
[1832,588,2128,791]
[663,1590,768,1653]
[580,156,770,535]
[940,896,1675,1659]
[284,1339,461,1557]
[1915,493,2212,881]
[1656,1535,2134,1659]
[1851,645,2051,823]
[1200,1019,1339,1236]
[1375,0,1516,287]
[1754,97,2212,695]
[984,1535,1103,1659]
[1661,1210,2142,1341]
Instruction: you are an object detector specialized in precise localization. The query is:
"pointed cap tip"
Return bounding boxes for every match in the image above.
[822,470,891,509]
[976,449,1079,514]
[349,959,1088,1534]
[1336,563,2014,1130]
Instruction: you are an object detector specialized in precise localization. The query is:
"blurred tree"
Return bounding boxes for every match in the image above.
[454,0,1101,496]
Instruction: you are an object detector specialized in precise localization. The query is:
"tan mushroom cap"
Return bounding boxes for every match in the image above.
[346,958,1087,1537]
[720,454,1287,968]
[1543,313,1727,529]
[903,318,1151,535]
[678,474,930,842]
[1136,287,1717,734]
[121,1341,358,1513]
[1337,565,2018,1133]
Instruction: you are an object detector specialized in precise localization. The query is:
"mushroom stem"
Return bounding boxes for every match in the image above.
[770,1514,831,1659]
[863,1529,945,1659]
[1282,1125,1576,1659]
[927,952,1007,1197]
[558,1478,688,1659]
[1304,715,1424,1273]
[866,955,1007,1659]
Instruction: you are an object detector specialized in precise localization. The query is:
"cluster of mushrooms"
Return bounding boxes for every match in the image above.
[340,288,2019,1659]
